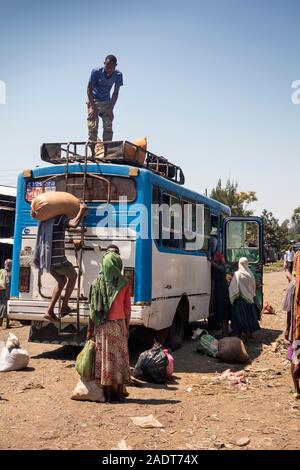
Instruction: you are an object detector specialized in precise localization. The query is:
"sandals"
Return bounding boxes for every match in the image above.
[60,306,76,317]
[44,313,59,322]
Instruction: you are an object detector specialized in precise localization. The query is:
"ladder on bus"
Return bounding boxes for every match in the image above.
[57,142,89,338]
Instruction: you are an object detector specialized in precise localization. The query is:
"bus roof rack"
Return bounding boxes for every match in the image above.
[40,141,185,185]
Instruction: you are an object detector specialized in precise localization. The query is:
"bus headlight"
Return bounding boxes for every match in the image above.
[124,267,135,297]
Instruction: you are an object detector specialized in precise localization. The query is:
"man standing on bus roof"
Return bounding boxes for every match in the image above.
[87,54,123,145]
[33,204,88,322]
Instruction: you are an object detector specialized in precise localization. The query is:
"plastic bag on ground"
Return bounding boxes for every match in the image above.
[130,414,164,428]
[31,191,80,221]
[71,378,105,402]
[218,337,249,364]
[133,341,168,384]
[163,348,174,378]
[192,328,219,357]
[0,333,30,372]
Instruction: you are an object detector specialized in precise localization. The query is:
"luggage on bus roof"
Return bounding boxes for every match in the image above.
[40,140,185,185]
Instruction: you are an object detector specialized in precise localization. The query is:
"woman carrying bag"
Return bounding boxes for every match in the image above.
[87,245,131,403]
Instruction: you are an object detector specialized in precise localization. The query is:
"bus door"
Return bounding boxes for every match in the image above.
[222,217,264,312]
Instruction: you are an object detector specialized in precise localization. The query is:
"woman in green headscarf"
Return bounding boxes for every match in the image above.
[87,245,131,402]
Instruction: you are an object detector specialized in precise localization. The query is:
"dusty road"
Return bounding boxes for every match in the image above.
[0,271,298,450]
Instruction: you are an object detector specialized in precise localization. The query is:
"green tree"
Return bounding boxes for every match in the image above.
[291,207,300,240]
[210,179,257,216]
[261,209,283,251]
[279,219,290,250]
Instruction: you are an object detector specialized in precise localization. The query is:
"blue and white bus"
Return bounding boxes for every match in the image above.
[8,141,263,348]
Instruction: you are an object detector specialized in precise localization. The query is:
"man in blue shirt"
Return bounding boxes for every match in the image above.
[87,54,123,144]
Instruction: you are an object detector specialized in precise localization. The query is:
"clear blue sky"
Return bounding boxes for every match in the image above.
[0,0,299,222]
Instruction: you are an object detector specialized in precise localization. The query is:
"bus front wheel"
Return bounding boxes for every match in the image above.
[166,303,188,351]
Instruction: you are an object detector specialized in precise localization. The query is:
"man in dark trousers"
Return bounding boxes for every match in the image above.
[33,204,87,322]
[87,54,123,144]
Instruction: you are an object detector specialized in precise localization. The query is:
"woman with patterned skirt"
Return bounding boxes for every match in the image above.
[87,245,131,403]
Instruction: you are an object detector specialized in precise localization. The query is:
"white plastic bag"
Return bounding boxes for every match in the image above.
[71,378,105,402]
[0,333,30,372]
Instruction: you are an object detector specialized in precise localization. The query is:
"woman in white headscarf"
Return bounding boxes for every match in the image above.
[229,257,260,340]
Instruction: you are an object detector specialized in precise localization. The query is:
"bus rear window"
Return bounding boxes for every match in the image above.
[25,174,136,203]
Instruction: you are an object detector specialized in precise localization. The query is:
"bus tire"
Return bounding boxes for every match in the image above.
[154,327,170,346]
[166,303,188,351]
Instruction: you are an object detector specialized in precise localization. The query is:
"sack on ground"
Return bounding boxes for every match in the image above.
[0,333,30,372]
[31,191,80,221]
[193,329,219,357]
[71,378,105,402]
[133,341,168,384]
[218,337,249,364]
[75,340,95,381]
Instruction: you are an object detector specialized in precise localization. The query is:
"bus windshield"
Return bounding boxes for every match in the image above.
[24,174,136,203]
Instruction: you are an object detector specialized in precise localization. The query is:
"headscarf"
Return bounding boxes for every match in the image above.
[229,257,256,304]
[212,251,225,265]
[4,259,12,272]
[89,251,128,326]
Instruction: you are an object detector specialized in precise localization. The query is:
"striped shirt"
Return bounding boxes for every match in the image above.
[51,215,68,267]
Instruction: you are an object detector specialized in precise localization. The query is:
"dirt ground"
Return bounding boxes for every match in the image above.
[0,271,299,450]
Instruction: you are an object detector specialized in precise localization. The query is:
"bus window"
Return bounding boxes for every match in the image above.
[152,187,161,244]
[183,201,196,250]
[183,203,210,252]
[25,175,136,203]
[226,220,260,263]
[202,206,210,252]
[161,193,181,249]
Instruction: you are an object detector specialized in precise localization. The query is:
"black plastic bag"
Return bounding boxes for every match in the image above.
[133,341,168,384]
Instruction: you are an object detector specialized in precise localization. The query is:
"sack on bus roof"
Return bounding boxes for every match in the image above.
[31,191,80,221]
[124,137,147,165]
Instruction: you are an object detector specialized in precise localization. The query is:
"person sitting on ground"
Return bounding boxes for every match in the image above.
[33,203,87,322]
[87,244,131,403]
[228,257,260,341]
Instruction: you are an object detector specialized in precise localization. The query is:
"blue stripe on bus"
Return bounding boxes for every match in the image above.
[135,171,152,303]
[11,174,25,297]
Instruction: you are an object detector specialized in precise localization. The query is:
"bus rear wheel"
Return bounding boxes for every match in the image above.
[166,303,188,351]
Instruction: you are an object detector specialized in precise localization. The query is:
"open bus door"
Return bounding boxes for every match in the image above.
[223,216,264,314]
